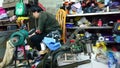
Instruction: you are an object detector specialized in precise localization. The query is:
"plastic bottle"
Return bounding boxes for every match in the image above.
[98,19,102,27]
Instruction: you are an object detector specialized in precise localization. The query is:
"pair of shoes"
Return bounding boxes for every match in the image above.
[39,49,49,55]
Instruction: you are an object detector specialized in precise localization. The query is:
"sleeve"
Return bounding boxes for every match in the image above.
[37,12,47,33]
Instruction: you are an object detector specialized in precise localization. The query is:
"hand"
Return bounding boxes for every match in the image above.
[36,30,41,34]
[29,33,36,38]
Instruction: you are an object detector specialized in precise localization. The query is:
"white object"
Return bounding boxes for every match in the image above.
[67,12,120,17]
[99,36,105,41]
[104,0,110,5]
[40,43,46,50]
[106,6,109,12]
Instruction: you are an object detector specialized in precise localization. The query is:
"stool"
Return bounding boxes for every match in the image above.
[14,45,30,68]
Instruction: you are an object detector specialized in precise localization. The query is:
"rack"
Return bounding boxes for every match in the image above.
[67,26,113,29]
[67,11,120,17]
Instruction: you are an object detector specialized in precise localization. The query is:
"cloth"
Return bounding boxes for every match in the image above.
[0,40,15,68]
[42,37,61,51]
[0,13,8,20]
[42,30,61,51]
[28,11,62,33]
[37,11,62,34]
[0,7,6,15]
[30,33,47,51]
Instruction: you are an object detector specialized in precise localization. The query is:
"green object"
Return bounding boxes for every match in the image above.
[15,0,26,16]
[10,29,28,47]
[36,11,62,34]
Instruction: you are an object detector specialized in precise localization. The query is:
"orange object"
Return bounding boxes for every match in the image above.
[56,9,67,44]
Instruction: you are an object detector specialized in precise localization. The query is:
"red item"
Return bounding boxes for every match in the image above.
[117,20,120,23]
[38,2,46,11]
[98,19,102,27]
[112,47,117,52]
[70,39,75,43]
[31,65,35,68]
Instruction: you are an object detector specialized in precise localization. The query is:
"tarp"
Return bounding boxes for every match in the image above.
[0,40,15,68]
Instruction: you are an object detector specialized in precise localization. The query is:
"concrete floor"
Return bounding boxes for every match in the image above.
[76,54,109,68]
[0,47,116,68]
[57,53,116,68]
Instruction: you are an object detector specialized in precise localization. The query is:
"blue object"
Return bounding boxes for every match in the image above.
[66,23,74,28]
[104,0,110,5]
[115,35,120,43]
[42,37,61,51]
[109,2,120,7]
[107,52,117,68]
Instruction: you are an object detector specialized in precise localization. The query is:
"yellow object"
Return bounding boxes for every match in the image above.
[117,26,120,30]
[16,17,29,27]
[80,34,84,37]
[96,41,107,51]
[17,17,29,21]
[39,48,49,55]
[56,9,66,44]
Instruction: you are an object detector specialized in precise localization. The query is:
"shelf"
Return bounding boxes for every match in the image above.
[67,26,113,29]
[67,11,120,17]
[0,24,17,26]
[106,41,116,44]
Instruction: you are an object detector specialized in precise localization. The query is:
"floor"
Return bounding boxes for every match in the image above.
[58,52,116,68]
[0,47,117,68]
[76,53,110,68]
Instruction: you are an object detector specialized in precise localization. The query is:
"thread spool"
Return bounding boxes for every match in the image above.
[99,36,105,41]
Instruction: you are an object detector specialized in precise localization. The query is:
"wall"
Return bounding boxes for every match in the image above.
[39,0,63,15]
[0,0,3,7]
[0,0,63,15]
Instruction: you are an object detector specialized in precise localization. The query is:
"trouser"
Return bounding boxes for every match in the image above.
[29,30,61,51]
[30,33,46,51]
